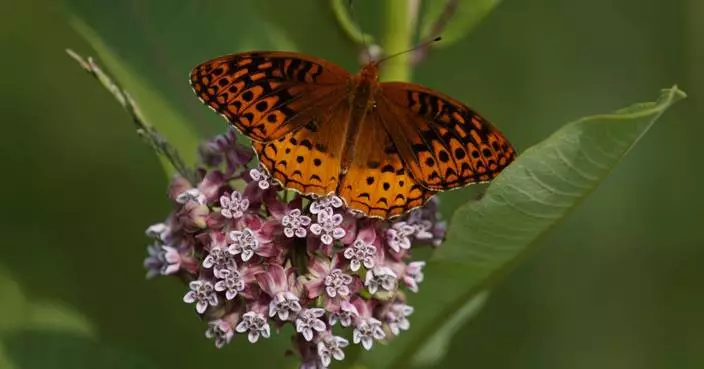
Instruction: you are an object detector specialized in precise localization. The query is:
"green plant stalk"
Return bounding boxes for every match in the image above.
[331,0,375,46]
[379,0,413,82]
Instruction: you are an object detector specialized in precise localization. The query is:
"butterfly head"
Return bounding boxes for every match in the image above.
[359,62,380,83]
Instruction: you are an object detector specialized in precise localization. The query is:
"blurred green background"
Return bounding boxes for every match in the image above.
[1,0,701,368]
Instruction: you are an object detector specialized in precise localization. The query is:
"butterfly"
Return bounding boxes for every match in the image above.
[190,51,516,219]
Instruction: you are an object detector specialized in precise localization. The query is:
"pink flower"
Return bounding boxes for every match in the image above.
[364,266,398,295]
[257,265,302,321]
[402,261,426,293]
[343,225,378,271]
[214,268,245,300]
[386,221,415,253]
[205,318,235,348]
[144,243,181,278]
[138,123,447,367]
[309,195,344,215]
[249,165,273,190]
[264,192,300,220]
[199,128,253,173]
[282,209,312,238]
[329,299,360,327]
[303,256,359,303]
[175,188,206,205]
[384,302,413,336]
[197,170,227,204]
[350,298,385,350]
[353,317,385,350]
[220,190,250,219]
[183,280,218,314]
[227,228,260,262]
[202,242,237,279]
[338,213,358,245]
[236,310,271,343]
[168,176,194,203]
[145,222,171,243]
[309,208,345,245]
[295,308,326,341]
[317,333,349,366]
[405,197,447,247]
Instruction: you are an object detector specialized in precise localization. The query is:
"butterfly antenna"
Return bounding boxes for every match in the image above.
[377,36,442,64]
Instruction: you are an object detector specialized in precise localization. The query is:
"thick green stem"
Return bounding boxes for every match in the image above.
[379,0,414,82]
[331,0,375,46]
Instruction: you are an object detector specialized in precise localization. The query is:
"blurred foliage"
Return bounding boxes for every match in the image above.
[5,331,157,369]
[1,0,702,369]
[419,0,503,47]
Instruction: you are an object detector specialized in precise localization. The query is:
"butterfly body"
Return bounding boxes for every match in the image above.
[191,51,516,219]
[340,62,380,173]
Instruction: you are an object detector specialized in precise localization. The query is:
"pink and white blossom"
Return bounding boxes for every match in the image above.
[249,165,273,190]
[220,190,250,219]
[295,308,327,341]
[317,333,349,366]
[343,226,378,271]
[385,303,414,335]
[364,266,398,295]
[140,125,448,368]
[205,319,234,348]
[309,208,345,245]
[282,209,312,238]
[236,311,271,343]
[183,280,218,314]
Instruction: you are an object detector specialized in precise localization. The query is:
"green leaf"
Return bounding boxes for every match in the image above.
[360,86,686,368]
[411,291,489,367]
[419,0,503,47]
[25,302,95,338]
[69,17,201,177]
[0,343,18,369]
[0,269,28,334]
[3,330,158,369]
[0,267,95,337]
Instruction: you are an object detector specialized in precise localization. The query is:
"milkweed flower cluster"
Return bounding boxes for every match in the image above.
[143,128,446,368]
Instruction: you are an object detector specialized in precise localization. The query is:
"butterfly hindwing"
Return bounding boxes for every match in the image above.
[337,110,437,219]
[252,99,349,197]
[190,51,350,142]
[378,82,517,190]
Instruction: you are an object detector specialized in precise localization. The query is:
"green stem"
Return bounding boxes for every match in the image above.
[379,0,414,82]
[331,0,375,46]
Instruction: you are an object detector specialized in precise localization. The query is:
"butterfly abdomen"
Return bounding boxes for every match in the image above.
[339,69,380,173]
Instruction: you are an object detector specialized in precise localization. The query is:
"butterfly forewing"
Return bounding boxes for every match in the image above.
[379,82,516,190]
[190,52,350,142]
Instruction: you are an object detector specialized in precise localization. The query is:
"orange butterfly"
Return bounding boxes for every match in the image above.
[190,51,516,219]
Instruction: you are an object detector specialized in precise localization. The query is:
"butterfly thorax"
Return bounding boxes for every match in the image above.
[339,63,381,174]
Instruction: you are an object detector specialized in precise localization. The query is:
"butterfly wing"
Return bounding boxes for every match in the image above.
[252,99,350,197]
[377,82,516,190]
[190,51,350,142]
[337,110,437,219]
